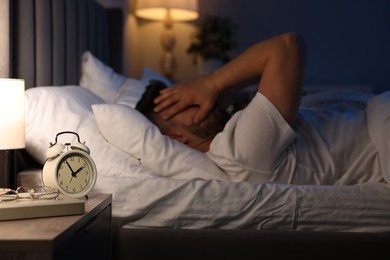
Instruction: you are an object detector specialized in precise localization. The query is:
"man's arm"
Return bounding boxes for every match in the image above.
[154,32,307,125]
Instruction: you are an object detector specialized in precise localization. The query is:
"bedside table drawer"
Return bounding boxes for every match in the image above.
[56,204,112,259]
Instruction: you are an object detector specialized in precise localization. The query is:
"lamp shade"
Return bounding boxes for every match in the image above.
[0,78,25,149]
[135,0,199,22]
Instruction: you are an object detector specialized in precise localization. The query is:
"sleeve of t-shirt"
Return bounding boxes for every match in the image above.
[209,92,296,174]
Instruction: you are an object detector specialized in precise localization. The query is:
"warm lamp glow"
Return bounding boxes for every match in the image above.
[135,0,199,80]
[0,78,25,150]
[135,0,199,22]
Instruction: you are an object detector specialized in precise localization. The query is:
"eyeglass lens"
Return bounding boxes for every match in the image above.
[0,186,59,202]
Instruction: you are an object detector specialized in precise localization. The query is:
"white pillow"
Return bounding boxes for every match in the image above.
[79,51,173,107]
[79,51,125,103]
[25,86,105,164]
[25,83,162,195]
[92,103,230,181]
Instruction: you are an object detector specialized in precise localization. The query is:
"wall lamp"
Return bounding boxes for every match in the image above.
[135,0,199,81]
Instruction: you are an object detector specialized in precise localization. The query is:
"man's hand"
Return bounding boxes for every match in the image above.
[153,75,221,124]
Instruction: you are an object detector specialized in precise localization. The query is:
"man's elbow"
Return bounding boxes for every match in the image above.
[282,32,307,54]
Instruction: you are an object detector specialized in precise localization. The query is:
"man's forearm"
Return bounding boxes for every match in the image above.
[210,32,302,93]
[210,32,306,124]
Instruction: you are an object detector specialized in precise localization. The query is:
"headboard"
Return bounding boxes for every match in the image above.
[0,0,123,188]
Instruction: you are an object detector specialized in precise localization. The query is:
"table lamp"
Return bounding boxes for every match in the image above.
[135,0,199,80]
[0,78,25,188]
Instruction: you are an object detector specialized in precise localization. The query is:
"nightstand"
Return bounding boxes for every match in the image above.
[0,193,112,260]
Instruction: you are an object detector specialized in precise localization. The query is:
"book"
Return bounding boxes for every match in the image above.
[0,197,85,221]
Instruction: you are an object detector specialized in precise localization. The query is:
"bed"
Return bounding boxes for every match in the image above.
[1,0,390,259]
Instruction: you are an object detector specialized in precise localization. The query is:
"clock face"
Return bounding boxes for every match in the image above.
[57,152,95,196]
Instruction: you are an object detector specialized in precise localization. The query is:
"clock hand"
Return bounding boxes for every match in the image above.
[65,160,75,174]
[66,160,78,183]
[72,166,84,177]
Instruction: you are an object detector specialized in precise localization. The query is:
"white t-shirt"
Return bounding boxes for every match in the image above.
[207,92,384,185]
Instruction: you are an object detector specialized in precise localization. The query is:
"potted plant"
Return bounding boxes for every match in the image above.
[187,15,237,74]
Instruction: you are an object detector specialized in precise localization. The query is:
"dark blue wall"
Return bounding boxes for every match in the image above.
[200,0,390,93]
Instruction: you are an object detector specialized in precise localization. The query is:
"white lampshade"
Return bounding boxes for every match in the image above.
[135,0,199,22]
[0,78,25,149]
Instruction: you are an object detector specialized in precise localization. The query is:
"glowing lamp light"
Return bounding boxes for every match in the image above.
[135,0,199,80]
[0,78,25,150]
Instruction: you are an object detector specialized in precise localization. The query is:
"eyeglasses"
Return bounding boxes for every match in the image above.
[0,186,60,202]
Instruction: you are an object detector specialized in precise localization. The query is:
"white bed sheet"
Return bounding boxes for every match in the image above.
[99,176,390,232]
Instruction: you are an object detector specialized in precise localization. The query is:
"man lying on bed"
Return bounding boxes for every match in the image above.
[136,32,388,185]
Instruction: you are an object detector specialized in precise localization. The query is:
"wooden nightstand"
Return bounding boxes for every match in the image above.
[0,193,112,260]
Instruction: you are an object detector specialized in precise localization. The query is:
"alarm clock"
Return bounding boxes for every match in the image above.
[43,131,97,199]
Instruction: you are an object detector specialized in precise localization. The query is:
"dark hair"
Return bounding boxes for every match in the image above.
[135,80,167,119]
